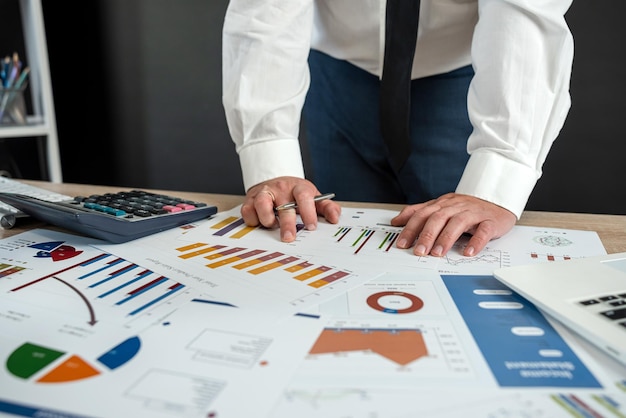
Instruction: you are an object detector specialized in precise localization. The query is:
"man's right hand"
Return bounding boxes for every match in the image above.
[241,176,341,242]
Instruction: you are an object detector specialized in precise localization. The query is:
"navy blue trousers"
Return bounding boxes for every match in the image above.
[303,49,474,204]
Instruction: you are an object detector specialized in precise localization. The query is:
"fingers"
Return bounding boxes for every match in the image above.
[242,177,339,243]
[244,183,518,258]
[463,221,496,257]
[319,200,341,224]
[463,211,516,256]
[393,194,517,257]
[393,203,437,251]
[401,204,463,256]
[293,191,321,232]
[256,189,279,228]
[243,185,300,242]
[241,187,278,229]
[277,208,298,242]
[411,208,477,257]
[279,193,341,241]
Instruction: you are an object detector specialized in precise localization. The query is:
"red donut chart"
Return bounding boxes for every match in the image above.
[366,291,424,314]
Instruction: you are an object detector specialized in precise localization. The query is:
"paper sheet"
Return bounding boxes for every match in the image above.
[0,207,624,418]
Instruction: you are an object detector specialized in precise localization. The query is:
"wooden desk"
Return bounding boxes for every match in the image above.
[3,180,626,254]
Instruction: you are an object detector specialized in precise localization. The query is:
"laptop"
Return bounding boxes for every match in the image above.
[493,252,626,367]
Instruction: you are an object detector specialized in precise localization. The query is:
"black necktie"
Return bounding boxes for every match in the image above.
[379,0,420,172]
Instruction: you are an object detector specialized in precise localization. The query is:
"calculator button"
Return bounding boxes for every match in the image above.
[177,203,196,210]
[104,207,126,217]
[71,190,210,218]
[163,205,183,213]
[132,209,152,217]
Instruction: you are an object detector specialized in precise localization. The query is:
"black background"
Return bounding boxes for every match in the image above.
[1,0,625,215]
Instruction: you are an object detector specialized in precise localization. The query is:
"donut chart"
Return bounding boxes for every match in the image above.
[366,291,424,314]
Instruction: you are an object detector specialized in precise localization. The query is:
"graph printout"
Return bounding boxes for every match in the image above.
[183,206,607,276]
[0,206,622,418]
[290,270,609,388]
[272,271,626,418]
[0,230,198,336]
[0,229,325,418]
[94,208,389,316]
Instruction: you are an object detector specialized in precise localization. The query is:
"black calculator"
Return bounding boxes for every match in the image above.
[0,190,218,243]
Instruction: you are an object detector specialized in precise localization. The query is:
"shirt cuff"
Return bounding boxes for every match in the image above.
[455,151,538,219]
[239,138,306,192]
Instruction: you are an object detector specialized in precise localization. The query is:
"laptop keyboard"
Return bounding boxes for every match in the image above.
[579,293,626,329]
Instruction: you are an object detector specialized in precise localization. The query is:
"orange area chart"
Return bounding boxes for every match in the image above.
[309,328,428,366]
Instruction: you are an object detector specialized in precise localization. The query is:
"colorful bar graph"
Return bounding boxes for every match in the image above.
[353,229,375,254]
[206,249,265,269]
[127,283,185,316]
[77,257,124,281]
[230,225,257,239]
[248,256,299,275]
[176,242,209,252]
[233,252,284,271]
[212,217,245,236]
[285,261,314,272]
[177,244,226,259]
[294,265,332,281]
[530,252,571,262]
[379,231,398,252]
[204,247,246,260]
[0,265,26,278]
[97,270,154,298]
[309,270,350,288]
[89,264,139,288]
[334,227,351,242]
[8,251,185,319]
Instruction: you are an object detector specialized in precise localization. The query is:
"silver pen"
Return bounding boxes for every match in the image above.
[275,193,336,211]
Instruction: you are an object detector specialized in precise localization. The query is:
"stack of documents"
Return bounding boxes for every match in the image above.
[1,206,625,417]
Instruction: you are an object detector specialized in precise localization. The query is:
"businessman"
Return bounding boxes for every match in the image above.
[222,0,574,257]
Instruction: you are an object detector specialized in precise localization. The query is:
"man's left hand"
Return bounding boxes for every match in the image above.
[391,193,517,257]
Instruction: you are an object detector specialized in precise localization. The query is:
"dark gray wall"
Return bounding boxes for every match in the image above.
[98,1,242,194]
[526,1,626,214]
[12,0,626,214]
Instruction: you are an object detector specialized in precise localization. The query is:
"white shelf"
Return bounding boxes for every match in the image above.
[0,116,46,136]
[0,0,62,183]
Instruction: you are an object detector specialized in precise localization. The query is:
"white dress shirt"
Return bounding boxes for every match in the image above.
[222,0,574,218]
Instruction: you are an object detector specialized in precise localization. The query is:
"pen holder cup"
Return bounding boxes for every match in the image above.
[0,86,27,125]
